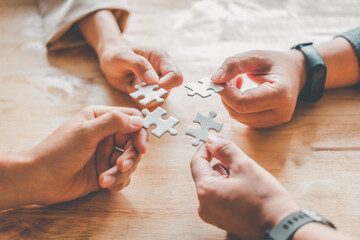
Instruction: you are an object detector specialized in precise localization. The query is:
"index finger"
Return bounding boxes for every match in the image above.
[221,82,280,113]
[135,49,183,90]
[158,70,183,90]
[190,144,215,183]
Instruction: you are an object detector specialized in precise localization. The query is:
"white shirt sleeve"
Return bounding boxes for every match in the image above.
[36,0,130,51]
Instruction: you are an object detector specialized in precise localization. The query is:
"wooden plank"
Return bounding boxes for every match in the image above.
[0,0,359,239]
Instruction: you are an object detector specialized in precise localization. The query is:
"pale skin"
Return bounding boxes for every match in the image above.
[0,106,149,210]
[211,37,360,128]
[77,10,183,108]
[190,135,359,240]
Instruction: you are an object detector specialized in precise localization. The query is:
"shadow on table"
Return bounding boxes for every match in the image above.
[228,100,322,178]
[0,190,131,239]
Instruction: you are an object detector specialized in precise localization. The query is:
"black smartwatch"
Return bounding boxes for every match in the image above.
[263,208,336,240]
[292,42,327,102]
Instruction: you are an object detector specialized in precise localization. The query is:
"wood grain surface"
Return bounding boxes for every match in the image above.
[0,0,359,239]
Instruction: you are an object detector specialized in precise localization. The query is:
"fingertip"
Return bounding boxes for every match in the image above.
[144,70,159,84]
[118,159,134,173]
[211,69,225,83]
[133,128,149,154]
[207,134,222,144]
[129,116,144,129]
[102,175,116,188]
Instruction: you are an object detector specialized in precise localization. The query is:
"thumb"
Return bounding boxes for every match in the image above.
[206,135,252,175]
[88,110,144,142]
[126,55,159,84]
[211,53,269,84]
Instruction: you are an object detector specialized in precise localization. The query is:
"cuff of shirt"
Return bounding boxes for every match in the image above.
[42,2,129,51]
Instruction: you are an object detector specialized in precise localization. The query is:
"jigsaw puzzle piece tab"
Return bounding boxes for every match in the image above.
[186,111,223,147]
[185,78,224,98]
[142,107,179,138]
[129,84,168,106]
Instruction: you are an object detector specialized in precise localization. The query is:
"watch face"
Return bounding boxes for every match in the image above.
[311,66,327,96]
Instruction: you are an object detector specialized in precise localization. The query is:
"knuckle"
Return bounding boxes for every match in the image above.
[216,140,237,156]
[173,70,184,84]
[280,90,293,104]
[196,183,207,199]
[281,114,293,123]
[198,205,211,223]
[196,180,214,199]
[106,110,125,124]
[79,105,97,117]
[131,57,148,70]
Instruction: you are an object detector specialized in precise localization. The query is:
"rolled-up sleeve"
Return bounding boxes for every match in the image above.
[37,0,130,51]
[338,27,360,71]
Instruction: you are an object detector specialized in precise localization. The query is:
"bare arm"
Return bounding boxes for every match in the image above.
[0,152,42,210]
[294,222,359,240]
[316,37,360,89]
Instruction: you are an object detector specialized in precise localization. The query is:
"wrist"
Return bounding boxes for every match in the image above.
[78,10,128,58]
[287,49,307,95]
[0,150,43,210]
[293,222,331,240]
[99,37,133,65]
[260,196,300,238]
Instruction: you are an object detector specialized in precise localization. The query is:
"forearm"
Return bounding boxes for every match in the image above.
[77,10,128,58]
[294,222,359,240]
[315,37,360,89]
[0,151,42,210]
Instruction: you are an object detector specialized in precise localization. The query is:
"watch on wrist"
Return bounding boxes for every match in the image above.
[292,42,327,102]
[263,208,336,240]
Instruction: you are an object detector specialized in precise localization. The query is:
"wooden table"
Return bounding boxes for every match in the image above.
[0,0,359,239]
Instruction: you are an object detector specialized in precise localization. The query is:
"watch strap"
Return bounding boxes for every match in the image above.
[263,209,336,240]
[292,43,327,102]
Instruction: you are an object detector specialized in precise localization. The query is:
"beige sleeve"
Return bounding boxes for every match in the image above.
[37,0,130,51]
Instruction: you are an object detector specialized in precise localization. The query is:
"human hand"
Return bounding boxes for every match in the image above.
[78,10,183,108]
[100,41,183,108]
[190,135,299,240]
[211,50,306,128]
[30,105,149,205]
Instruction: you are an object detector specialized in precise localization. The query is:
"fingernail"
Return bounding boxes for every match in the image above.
[207,134,221,144]
[129,116,144,128]
[211,69,224,81]
[144,70,159,83]
[122,160,134,172]
[102,176,116,188]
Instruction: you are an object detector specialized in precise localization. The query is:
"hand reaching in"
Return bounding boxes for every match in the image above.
[211,50,306,128]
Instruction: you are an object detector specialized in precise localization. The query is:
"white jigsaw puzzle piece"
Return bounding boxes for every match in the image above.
[185,78,224,98]
[142,107,179,138]
[129,84,168,106]
[186,111,223,146]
